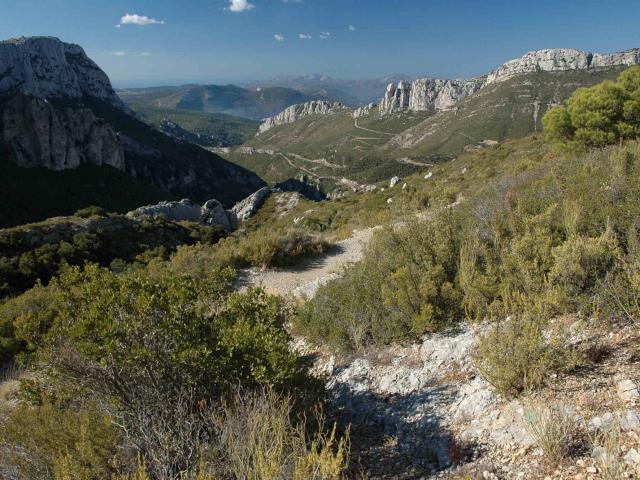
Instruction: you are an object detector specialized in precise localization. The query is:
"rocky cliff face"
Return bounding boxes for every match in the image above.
[0,36,124,109]
[485,48,640,84]
[1,94,124,170]
[258,101,346,134]
[380,78,484,114]
[379,47,640,115]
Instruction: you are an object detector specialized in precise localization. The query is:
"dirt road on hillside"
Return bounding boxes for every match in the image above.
[242,227,377,298]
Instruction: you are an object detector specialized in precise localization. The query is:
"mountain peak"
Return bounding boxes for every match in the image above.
[0,36,123,109]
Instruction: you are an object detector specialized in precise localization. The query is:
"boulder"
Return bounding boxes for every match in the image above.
[126,199,202,223]
[389,176,401,188]
[201,199,236,232]
[617,379,640,404]
[231,186,271,222]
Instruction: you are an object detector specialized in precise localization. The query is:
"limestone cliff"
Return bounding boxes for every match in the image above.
[0,36,124,109]
[485,48,640,84]
[258,101,346,134]
[1,94,124,170]
[379,47,640,115]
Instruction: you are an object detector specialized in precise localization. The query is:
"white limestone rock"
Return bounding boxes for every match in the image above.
[258,101,347,134]
[352,102,376,118]
[389,176,401,188]
[378,48,640,116]
[486,48,640,85]
[0,36,124,109]
[201,199,237,232]
[127,199,202,223]
[231,186,271,221]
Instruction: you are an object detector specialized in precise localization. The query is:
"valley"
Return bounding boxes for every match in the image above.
[1,27,640,480]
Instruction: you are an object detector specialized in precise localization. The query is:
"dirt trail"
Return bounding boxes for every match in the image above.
[241,227,378,298]
[353,117,395,136]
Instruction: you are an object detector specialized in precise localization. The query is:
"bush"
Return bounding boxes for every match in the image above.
[0,214,225,299]
[550,232,619,300]
[211,229,330,269]
[543,67,640,150]
[0,401,124,480]
[475,313,574,398]
[73,206,107,218]
[15,264,311,478]
[213,388,349,480]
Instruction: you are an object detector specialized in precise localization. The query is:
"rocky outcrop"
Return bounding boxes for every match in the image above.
[379,47,640,115]
[201,199,237,232]
[231,186,271,221]
[485,47,640,85]
[0,36,124,109]
[258,101,346,134]
[1,94,124,170]
[127,198,237,232]
[127,199,202,223]
[352,102,376,118]
[126,187,273,232]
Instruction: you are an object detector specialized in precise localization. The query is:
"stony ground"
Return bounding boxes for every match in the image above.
[246,229,640,480]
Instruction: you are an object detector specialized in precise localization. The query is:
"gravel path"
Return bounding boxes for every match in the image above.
[241,227,378,298]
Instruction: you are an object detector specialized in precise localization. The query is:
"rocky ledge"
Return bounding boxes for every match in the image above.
[258,100,346,134]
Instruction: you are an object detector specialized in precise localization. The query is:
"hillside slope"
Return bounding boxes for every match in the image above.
[224,67,627,191]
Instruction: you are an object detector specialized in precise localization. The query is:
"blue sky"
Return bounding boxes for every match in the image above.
[2,0,639,87]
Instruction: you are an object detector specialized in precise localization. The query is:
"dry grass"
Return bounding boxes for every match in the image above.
[521,399,579,462]
[214,388,350,480]
[590,421,625,480]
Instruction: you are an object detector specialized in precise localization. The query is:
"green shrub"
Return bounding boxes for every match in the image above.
[295,261,394,352]
[475,313,575,398]
[0,215,225,298]
[73,206,107,218]
[0,401,123,480]
[543,67,640,150]
[550,232,619,299]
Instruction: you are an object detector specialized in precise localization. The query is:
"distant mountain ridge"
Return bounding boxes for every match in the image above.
[118,84,312,120]
[243,74,416,107]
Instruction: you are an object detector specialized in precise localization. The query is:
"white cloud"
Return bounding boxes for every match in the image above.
[348,24,356,31]
[319,31,331,40]
[274,34,285,42]
[109,51,126,57]
[298,33,311,39]
[140,52,151,56]
[119,13,165,26]
[227,0,254,12]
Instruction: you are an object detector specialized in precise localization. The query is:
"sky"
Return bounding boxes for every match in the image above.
[1,0,639,87]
